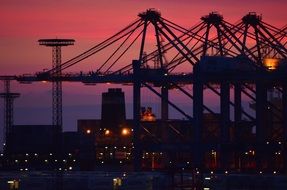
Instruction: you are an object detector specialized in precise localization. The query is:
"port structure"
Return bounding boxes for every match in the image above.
[38,39,75,131]
[0,76,20,152]
[12,9,287,173]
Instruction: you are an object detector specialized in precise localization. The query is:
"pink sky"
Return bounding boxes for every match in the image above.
[1,0,287,74]
[0,0,286,132]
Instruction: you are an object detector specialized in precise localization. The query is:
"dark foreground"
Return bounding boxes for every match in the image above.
[1,171,287,190]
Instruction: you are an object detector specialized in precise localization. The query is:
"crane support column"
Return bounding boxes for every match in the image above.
[234,83,242,137]
[0,77,20,153]
[161,84,169,121]
[283,84,287,174]
[220,82,230,170]
[52,46,63,131]
[255,82,268,170]
[133,60,142,171]
[193,66,203,170]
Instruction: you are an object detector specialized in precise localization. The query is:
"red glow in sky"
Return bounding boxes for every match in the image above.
[1,0,287,75]
[0,0,287,131]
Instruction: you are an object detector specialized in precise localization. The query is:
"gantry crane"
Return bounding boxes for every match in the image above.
[7,9,287,173]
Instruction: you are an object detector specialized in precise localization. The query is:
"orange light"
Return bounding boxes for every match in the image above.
[86,129,91,134]
[121,128,130,136]
[263,58,279,70]
[105,129,110,136]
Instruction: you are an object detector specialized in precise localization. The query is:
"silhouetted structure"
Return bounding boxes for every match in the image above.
[101,88,126,130]
[38,39,75,130]
[2,10,287,175]
[1,125,94,171]
[0,76,20,152]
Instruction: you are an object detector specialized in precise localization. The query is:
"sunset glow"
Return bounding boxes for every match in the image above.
[1,0,287,132]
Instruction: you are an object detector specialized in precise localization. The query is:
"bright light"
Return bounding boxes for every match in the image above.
[121,128,130,136]
[69,166,72,170]
[205,177,211,180]
[113,178,122,186]
[105,130,111,136]
[263,58,279,70]
[86,129,91,134]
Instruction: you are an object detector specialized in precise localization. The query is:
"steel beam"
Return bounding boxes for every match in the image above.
[193,66,203,169]
[255,82,268,170]
[283,84,287,174]
[52,46,63,130]
[220,82,230,170]
[234,83,242,141]
[161,84,169,121]
[0,79,20,153]
[133,60,142,171]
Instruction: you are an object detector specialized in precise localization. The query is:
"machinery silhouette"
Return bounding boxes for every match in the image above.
[1,9,287,173]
